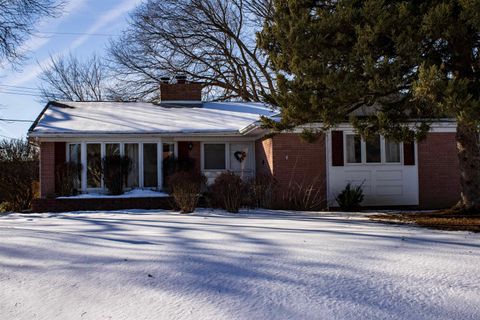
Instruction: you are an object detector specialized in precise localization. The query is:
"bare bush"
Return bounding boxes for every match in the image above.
[102,155,132,195]
[0,139,38,212]
[211,171,246,213]
[55,161,82,196]
[245,174,278,209]
[168,171,206,213]
[279,177,326,211]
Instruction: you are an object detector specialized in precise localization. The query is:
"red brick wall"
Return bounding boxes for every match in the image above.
[255,133,327,208]
[189,141,201,174]
[32,197,173,213]
[418,132,461,209]
[40,142,56,198]
[255,137,273,177]
[178,141,201,174]
[160,83,202,101]
[272,133,326,191]
[39,142,66,198]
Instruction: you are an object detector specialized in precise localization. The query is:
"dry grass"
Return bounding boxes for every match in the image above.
[369,210,480,232]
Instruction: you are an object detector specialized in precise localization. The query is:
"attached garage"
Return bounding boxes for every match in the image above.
[327,128,419,206]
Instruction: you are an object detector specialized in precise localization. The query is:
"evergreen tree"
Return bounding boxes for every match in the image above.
[259,0,480,212]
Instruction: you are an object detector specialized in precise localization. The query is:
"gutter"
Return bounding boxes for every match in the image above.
[28,130,246,139]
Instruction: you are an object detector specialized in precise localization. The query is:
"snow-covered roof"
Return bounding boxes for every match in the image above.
[29,101,278,137]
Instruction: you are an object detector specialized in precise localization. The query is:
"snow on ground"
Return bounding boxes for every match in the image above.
[0,209,479,320]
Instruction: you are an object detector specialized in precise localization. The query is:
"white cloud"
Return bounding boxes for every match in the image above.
[68,0,141,50]
[8,0,142,87]
[16,0,90,56]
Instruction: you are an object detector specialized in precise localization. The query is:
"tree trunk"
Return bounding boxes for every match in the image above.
[455,121,480,212]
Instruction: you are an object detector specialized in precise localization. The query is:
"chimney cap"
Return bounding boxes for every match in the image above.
[160,76,170,83]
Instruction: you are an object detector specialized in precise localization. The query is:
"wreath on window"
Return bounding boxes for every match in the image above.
[234,151,247,163]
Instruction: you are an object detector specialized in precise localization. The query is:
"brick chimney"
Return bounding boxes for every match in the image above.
[160,75,202,102]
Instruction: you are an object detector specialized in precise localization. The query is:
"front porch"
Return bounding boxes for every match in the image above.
[38,137,256,200]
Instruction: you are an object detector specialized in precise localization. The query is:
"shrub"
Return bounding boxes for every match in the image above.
[211,171,246,213]
[280,177,325,211]
[0,139,38,212]
[245,174,278,209]
[102,155,132,195]
[168,171,205,213]
[336,182,364,211]
[163,156,195,187]
[56,161,82,196]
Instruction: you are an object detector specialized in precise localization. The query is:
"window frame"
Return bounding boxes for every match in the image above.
[343,133,403,166]
[201,142,228,171]
[124,142,140,189]
[66,140,163,193]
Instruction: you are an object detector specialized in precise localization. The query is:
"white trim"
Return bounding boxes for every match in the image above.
[158,140,163,190]
[36,135,258,143]
[139,143,144,188]
[201,142,228,171]
[343,131,404,166]
[80,142,87,192]
[324,134,330,209]
[31,131,248,140]
[72,140,166,193]
[159,100,201,104]
[225,142,231,171]
[100,143,105,190]
[293,121,458,133]
[120,143,125,157]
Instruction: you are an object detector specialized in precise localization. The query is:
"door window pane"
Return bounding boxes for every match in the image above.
[87,143,101,188]
[69,144,81,164]
[106,143,120,157]
[385,139,401,163]
[68,144,81,189]
[346,135,361,163]
[143,143,158,188]
[204,144,226,170]
[163,143,175,160]
[366,135,381,163]
[125,143,139,188]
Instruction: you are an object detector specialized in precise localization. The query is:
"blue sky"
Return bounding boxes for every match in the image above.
[0,0,143,139]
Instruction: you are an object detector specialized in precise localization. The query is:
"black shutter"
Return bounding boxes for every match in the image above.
[403,141,415,165]
[331,131,344,166]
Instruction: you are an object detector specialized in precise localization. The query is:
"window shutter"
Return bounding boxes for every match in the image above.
[403,141,415,165]
[331,131,344,166]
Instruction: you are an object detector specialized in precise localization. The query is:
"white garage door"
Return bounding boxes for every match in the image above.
[327,131,419,206]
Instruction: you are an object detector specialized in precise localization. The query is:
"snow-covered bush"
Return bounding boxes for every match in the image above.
[56,161,82,196]
[168,171,205,213]
[211,171,246,213]
[0,139,38,212]
[336,183,364,211]
[102,155,132,195]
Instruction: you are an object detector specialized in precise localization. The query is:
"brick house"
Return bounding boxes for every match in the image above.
[28,78,460,212]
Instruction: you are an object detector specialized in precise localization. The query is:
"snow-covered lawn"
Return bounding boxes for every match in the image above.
[0,209,479,320]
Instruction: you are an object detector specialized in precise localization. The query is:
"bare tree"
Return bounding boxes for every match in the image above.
[109,0,275,102]
[38,54,110,102]
[0,0,63,65]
